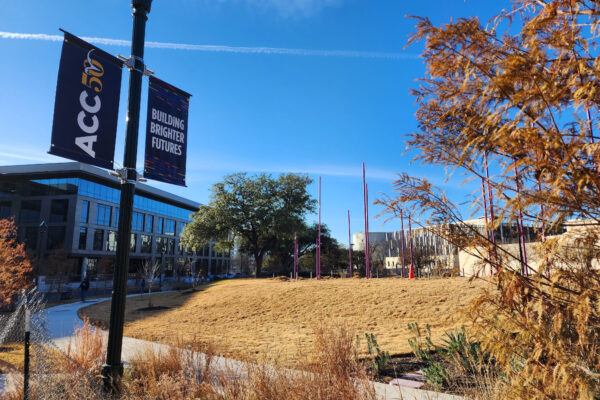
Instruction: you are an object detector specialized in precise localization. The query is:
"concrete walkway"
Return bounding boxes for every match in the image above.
[44,296,463,400]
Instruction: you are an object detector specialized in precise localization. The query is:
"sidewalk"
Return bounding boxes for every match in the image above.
[44,296,463,400]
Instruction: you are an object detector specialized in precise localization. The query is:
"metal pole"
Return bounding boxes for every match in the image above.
[400,209,406,278]
[365,182,371,279]
[481,178,493,276]
[483,154,497,249]
[514,162,528,276]
[317,176,321,280]
[294,232,298,280]
[347,210,352,277]
[102,0,151,392]
[315,238,318,279]
[538,179,548,277]
[363,163,370,278]
[408,214,415,279]
[23,309,30,400]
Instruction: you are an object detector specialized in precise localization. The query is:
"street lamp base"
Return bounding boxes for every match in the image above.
[101,363,124,393]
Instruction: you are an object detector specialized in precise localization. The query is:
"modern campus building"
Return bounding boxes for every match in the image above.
[356,217,566,277]
[0,162,232,292]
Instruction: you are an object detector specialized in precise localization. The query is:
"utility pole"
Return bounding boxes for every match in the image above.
[102,0,152,392]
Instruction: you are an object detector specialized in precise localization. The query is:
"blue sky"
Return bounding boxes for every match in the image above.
[0,0,512,244]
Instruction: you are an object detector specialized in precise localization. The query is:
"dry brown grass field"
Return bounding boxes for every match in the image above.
[80,277,489,366]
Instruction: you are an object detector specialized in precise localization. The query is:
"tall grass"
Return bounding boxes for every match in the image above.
[0,320,106,400]
[126,323,376,400]
[1,322,376,400]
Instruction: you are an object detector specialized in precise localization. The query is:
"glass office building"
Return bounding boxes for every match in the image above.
[0,162,231,286]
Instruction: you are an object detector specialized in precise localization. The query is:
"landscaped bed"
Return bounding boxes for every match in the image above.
[80,277,489,367]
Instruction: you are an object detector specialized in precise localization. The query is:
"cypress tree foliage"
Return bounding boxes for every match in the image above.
[378,1,600,397]
[0,218,33,306]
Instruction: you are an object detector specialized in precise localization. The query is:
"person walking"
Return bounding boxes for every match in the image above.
[79,277,90,302]
[140,278,146,295]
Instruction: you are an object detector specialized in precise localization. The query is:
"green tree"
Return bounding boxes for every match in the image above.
[268,222,339,275]
[181,173,316,277]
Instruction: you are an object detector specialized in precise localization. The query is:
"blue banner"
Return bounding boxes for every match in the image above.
[49,30,123,169]
[144,76,190,186]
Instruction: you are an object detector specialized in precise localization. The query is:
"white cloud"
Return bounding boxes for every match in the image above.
[0,148,58,164]
[0,31,418,60]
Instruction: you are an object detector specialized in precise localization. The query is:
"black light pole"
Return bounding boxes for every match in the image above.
[23,308,31,400]
[35,221,48,286]
[101,0,151,392]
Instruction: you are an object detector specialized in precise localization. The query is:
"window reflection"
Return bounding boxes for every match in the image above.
[50,199,69,223]
[81,200,89,224]
[30,178,193,220]
[106,231,117,252]
[96,204,112,226]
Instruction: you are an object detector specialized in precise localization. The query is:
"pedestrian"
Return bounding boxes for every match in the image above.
[140,277,146,295]
[79,277,89,302]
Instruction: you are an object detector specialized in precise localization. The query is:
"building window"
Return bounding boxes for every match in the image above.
[49,199,69,223]
[93,229,104,251]
[46,226,66,250]
[141,235,152,253]
[85,257,98,279]
[179,222,185,235]
[130,233,137,253]
[168,238,175,255]
[0,201,12,219]
[112,207,119,227]
[177,258,187,277]
[157,217,164,234]
[156,237,166,253]
[24,226,38,250]
[79,227,87,250]
[145,215,153,233]
[19,200,41,224]
[81,200,89,223]
[165,258,174,277]
[132,212,144,231]
[106,231,117,252]
[165,219,175,236]
[96,204,112,226]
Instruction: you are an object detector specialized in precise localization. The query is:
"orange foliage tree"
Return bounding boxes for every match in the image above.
[0,218,33,306]
[377,1,600,398]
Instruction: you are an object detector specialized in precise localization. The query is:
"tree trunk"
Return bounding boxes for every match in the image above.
[254,252,263,278]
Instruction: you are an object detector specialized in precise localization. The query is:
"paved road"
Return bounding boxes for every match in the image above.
[43,295,463,400]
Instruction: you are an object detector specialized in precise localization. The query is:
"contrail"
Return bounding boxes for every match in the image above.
[0,31,418,60]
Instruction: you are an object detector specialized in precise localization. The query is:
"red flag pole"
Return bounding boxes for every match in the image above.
[408,213,415,279]
[348,210,352,278]
[400,209,406,278]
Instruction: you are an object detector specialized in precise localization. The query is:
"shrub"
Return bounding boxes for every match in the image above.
[363,333,391,374]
